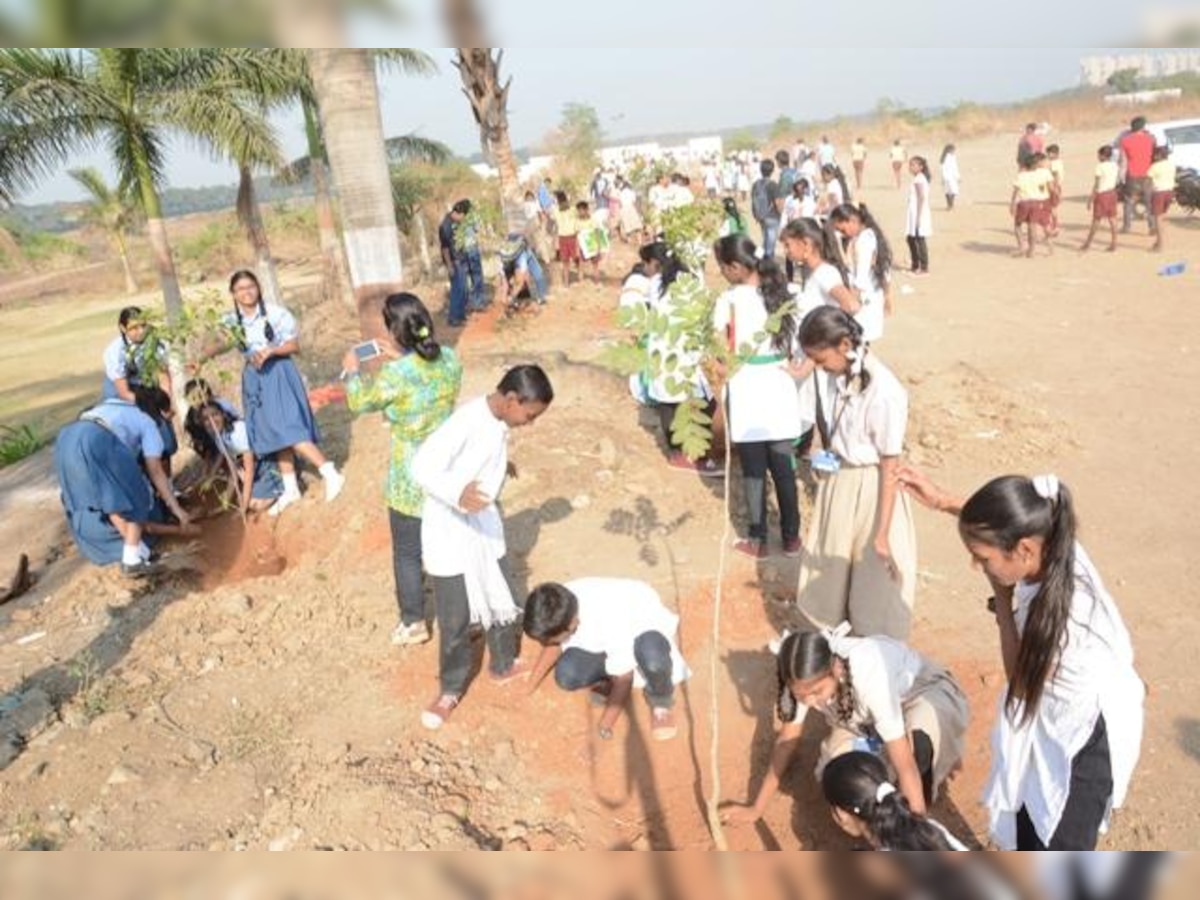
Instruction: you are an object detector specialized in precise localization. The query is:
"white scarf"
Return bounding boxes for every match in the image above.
[460,510,520,629]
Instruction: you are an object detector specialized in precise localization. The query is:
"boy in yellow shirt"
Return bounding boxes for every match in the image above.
[1009,152,1055,258]
[1082,145,1120,253]
[1148,146,1176,253]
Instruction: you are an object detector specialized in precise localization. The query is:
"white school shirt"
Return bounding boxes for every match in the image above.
[796,263,846,338]
[81,399,164,458]
[410,396,510,577]
[818,142,836,166]
[816,354,907,467]
[846,228,886,343]
[102,336,165,386]
[648,184,672,215]
[712,284,802,442]
[222,303,299,355]
[983,544,1144,851]
[824,178,845,210]
[221,420,252,457]
[560,578,689,687]
[941,154,961,194]
[619,272,651,311]
[785,635,927,744]
[905,174,933,237]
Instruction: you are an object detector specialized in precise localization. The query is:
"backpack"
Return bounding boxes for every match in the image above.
[751,179,774,222]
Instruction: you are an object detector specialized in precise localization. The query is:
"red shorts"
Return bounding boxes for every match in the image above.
[1015,200,1049,226]
[1092,190,1118,220]
[558,235,580,262]
[1152,190,1173,216]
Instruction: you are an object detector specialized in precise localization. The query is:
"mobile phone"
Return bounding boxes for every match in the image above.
[352,340,382,362]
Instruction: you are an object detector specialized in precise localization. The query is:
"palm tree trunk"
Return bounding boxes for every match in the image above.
[306,49,402,339]
[113,230,138,294]
[133,142,187,414]
[303,95,352,309]
[450,45,525,234]
[237,165,282,306]
[413,207,433,279]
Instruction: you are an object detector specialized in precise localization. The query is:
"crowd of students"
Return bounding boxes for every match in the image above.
[50,116,1155,852]
[613,174,1143,849]
[1012,116,1177,257]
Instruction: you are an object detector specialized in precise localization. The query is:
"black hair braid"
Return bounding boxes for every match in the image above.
[870,792,954,851]
[233,299,275,351]
[832,658,857,728]
[777,659,799,723]
[756,257,796,357]
[260,299,276,344]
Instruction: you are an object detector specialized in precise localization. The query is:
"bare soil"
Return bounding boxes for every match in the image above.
[0,127,1195,850]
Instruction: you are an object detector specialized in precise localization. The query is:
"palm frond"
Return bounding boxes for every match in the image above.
[156,87,283,171]
[372,49,437,78]
[67,166,114,205]
[385,133,453,166]
[275,155,313,186]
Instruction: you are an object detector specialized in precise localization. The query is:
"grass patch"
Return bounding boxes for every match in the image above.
[175,218,242,272]
[0,424,47,468]
[17,231,87,269]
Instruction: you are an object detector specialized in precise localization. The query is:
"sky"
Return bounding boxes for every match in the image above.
[14,41,1164,204]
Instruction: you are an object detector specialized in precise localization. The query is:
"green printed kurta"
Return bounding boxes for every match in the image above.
[345,349,463,516]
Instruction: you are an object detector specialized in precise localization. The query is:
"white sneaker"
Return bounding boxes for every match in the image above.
[268,489,302,518]
[390,621,431,646]
[323,469,345,502]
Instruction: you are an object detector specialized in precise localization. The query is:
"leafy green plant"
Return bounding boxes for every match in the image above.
[0,424,46,467]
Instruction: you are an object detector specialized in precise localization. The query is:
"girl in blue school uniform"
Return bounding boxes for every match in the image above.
[101,306,178,473]
[54,387,193,576]
[220,270,344,517]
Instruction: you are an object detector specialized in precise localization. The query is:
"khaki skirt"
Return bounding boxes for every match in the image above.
[796,464,917,640]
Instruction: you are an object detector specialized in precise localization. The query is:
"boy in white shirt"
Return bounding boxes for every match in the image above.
[411,365,554,730]
[523,578,690,742]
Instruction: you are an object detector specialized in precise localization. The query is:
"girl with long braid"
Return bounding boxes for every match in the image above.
[221,270,343,517]
[896,468,1145,850]
[722,628,968,830]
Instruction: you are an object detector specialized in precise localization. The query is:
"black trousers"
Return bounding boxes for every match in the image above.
[1016,714,1113,850]
[906,234,929,272]
[388,509,424,626]
[736,440,800,543]
[432,556,523,695]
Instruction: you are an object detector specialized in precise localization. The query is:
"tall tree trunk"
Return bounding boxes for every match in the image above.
[133,148,187,416]
[306,49,403,339]
[302,95,352,309]
[237,165,282,306]
[443,7,524,235]
[113,229,138,294]
[413,207,433,280]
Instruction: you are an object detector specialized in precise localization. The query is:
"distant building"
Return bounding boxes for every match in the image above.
[1080,51,1200,87]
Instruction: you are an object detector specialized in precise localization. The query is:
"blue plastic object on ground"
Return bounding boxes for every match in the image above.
[1159,262,1187,276]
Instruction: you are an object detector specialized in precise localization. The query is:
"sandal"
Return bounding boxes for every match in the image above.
[420,693,460,730]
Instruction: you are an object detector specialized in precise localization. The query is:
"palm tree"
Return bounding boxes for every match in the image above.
[306,48,407,337]
[275,49,435,310]
[67,166,141,294]
[443,1,524,232]
[0,49,282,330]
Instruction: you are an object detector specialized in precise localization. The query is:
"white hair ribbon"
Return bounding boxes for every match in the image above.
[753,246,765,261]
[875,782,897,803]
[1032,474,1060,502]
[820,621,854,658]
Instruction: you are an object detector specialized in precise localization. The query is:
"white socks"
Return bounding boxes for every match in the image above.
[138,541,152,562]
[320,462,345,502]
[122,544,142,566]
[270,464,343,515]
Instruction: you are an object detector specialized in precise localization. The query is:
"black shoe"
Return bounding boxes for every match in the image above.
[121,559,164,579]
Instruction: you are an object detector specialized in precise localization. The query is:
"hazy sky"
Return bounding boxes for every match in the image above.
[19,43,1148,204]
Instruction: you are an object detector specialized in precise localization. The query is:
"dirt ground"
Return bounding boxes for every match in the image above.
[0,126,1196,851]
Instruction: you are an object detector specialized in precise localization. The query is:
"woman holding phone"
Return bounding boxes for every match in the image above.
[344,294,463,646]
